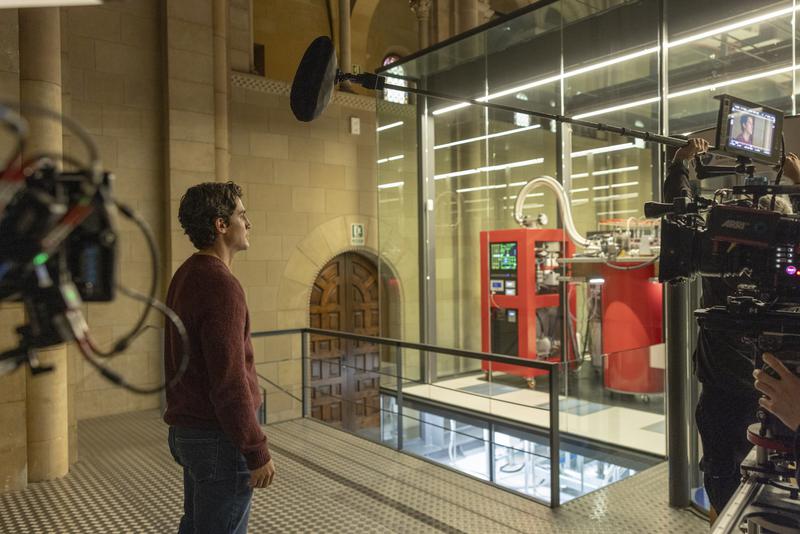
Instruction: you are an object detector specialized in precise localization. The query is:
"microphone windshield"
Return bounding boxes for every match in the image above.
[290,36,338,122]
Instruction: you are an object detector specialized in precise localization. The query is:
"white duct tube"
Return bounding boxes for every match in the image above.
[514,175,591,248]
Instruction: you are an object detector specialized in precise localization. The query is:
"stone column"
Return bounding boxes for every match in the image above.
[19,7,70,482]
[213,0,230,182]
[454,0,478,34]
[409,0,432,50]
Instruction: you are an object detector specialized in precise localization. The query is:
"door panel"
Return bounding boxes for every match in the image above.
[309,253,381,432]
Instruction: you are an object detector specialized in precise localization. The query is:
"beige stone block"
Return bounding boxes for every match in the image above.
[268,108,310,138]
[168,48,214,84]
[308,115,340,142]
[67,100,102,135]
[76,388,127,420]
[0,73,19,104]
[250,132,289,160]
[96,41,154,80]
[249,311,276,333]
[167,17,213,56]
[247,183,288,211]
[266,212,307,236]
[233,261,268,286]
[117,136,160,171]
[27,436,69,481]
[124,77,160,110]
[274,159,309,186]
[245,90,283,109]
[288,136,325,163]
[83,69,124,105]
[169,79,214,114]
[121,13,160,49]
[229,4,250,30]
[0,401,26,450]
[67,6,120,42]
[168,0,213,27]
[283,251,318,286]
[170,140,215,173]
[231,156,274,184]
[67,35,95,70]
[277,279,311,311]
[231,86,247,104]
[0,12,18,74]
[230,28,250,54]
[0,444,27,493]
[309,163,345,189]
[0,365,25,403]
[307,213,330,233]
[169,109,215,143]
[323,141,358,167]
[266,261,286,286]
[245,286,278,312]
[319,217,348,254]
[246,235,283,262]
[277,360,299,387]
[292,187,325,213]
[359,191,377,217]
[276,309,307,329]
[282,235,304,261]
[230,127,250,156]
[297,230,332,265]
[326,189,359,215]
[357,144,378,168]
[102,105,142,138]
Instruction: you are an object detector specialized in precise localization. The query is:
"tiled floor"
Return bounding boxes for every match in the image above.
[0,410,706,533]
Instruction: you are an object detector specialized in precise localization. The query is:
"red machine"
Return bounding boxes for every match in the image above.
[600,262,664,395]
[480,228,575,387]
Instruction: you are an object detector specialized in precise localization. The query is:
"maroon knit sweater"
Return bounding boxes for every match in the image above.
[163,254,270,469]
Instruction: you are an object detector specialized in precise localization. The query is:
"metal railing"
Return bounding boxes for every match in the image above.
[252,327,563,507]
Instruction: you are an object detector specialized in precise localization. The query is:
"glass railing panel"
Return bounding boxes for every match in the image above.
[253,332,303,424]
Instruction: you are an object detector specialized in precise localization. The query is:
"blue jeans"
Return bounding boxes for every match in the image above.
[168,426,253,534]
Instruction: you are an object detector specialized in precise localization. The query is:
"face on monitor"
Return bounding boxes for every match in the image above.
[715,95,783,165]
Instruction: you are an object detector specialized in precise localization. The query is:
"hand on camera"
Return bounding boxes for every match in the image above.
[781,152,800,184]
[753,352,800,431]
[673,138,709,162]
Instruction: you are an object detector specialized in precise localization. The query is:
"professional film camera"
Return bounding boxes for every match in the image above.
[0,104,186,392]
[646,95,800,532]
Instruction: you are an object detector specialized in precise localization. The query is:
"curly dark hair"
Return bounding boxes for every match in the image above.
[178,181,243,250]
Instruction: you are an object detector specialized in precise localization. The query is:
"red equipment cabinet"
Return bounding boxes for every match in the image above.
[480,228,575,386]
[600,261,664,394]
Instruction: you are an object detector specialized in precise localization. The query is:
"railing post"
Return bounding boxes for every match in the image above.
[549,363,560,507]
[301,330,310,418]
[396,343,403,451]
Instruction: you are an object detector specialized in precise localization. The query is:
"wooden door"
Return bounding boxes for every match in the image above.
[309,253,381,431]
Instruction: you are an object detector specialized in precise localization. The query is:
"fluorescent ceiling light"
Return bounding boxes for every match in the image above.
[434,124,540,150]
[666,6,797,49]
[597,209,639,216]
[457,180,527,193]
[378,181,404,189]
[377,121,404,132]
[668,65,796,98]
[571,173,590,179]
[593,180,639,191]
[571,142,642,158]
[593,192,639,202]
[572,97,660,120]
[435,157,543,181]
[377,154,404,164]
[503,192,544,200]
[592,165,639,176]
[2,0,103,5]
[570,187,589,193]
[571,198,589,205]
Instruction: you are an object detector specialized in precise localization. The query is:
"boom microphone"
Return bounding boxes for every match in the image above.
[290,36,338,122]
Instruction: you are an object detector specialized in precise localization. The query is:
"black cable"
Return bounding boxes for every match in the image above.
[88,201,159,357]
[78,286,190,394]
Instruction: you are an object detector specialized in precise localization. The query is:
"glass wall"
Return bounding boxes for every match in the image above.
[376,0,798,508]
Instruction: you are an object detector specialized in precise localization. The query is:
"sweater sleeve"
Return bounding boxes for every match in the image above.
[199,275,270,469]
[663,161,692,203]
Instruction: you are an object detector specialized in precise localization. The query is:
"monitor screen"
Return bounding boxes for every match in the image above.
[715,95,783,164]
[490,242,517,271]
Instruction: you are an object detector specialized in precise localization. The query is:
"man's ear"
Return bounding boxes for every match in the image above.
[214,217,228,234]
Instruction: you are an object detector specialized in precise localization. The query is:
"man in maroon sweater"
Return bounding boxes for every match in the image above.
[164,181,275,534]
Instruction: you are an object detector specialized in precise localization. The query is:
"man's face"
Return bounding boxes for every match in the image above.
[744,116,754,135]
[221,197,251,253]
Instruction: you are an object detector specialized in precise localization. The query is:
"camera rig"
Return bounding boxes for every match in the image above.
[0,103,188,393]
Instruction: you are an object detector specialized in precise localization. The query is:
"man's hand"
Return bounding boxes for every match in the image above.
[673,138,710,162]
[753,352,800,431]
[249,458,276,488]
[781,152,800,184]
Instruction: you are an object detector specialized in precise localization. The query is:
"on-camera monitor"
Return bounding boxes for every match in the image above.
[715,94,783,165]
[490,242,517,271]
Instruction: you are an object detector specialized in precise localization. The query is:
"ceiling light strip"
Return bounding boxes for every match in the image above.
[434,124,541,150]
[435,158,543,181]
[376,121,404,132]
[378,181,404,189]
